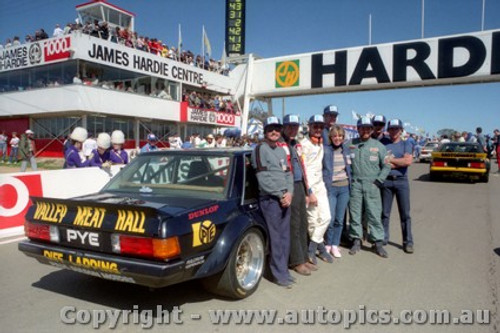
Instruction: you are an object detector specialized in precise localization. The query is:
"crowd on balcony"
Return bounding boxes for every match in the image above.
[183,90,239,115]
[1,20,229,76]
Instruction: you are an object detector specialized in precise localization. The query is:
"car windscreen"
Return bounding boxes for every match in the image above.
[438,143,482,153]
[102,153,231,200]
[424,143,438,149]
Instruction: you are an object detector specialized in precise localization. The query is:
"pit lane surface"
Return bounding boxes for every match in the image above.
[1,163,499,332]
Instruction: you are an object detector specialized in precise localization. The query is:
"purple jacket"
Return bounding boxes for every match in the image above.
[89,149,110,167]
[64,145,90,168]
[109,149,128,164]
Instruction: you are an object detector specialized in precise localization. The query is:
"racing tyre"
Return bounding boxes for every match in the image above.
[203,228,265,299]
[481,173,489,183]
[429,172,439,181]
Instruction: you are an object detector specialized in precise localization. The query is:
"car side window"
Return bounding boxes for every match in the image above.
[244,156,259,203]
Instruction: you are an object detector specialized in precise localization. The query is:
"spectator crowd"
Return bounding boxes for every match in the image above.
[1,19,229,75]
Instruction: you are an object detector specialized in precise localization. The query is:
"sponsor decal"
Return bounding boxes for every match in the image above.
[439,153,478,158]
[44,36,71,62]
[43,250,133,282]
[209,112,217,123]
[276,60,300,88]
[66,229,100,247]
[217,113,235,125]
[0,174,43,229]
[0,45,28,71]
[33,201,68,223]
[185,255,205,269]
[28,43,42,65]
[188,205,219,220]
[88,43,204,85]
[114,209,146,233]
[73,206,106,228]
[310,31,500,89]
[189,109,210,123]
[191,220,216,247]
[43,250,119,273]
[187,108,237,126]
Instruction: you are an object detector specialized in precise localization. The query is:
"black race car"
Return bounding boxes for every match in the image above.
[19,149,268,299]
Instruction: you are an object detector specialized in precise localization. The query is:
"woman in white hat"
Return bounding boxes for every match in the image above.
[89,133,111,167]
[109,130,129,164]
[65,127,90,168]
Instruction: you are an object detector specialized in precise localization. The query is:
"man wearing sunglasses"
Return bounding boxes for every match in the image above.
[252,116,295,288]
[322,105,339,142]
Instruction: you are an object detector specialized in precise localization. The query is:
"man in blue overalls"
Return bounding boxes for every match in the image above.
[380,119,414,253]
[251,116,294,288]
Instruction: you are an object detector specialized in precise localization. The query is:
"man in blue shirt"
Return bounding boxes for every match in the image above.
[322,105,339,142]
[140,133,159,153]
[476,127,487,153]
[380,119,414,253]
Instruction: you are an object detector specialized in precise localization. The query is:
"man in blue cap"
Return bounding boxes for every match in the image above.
[280,114,319,275]
[380,119,414,253]
[371,115,387,140]
[348,116,391,258]
[322,105,339,142]
[252,116,295,288]
[140,133,159,153]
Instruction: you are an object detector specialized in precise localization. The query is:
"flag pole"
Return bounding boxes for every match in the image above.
[481,0,486,31]
[368,14,372,45]
[178,24,182,55]
[202,25,205,66]
[421,0,425,38]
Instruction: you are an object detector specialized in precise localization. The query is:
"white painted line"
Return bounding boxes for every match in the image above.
[0,226,24,239]
[0,236,26,245]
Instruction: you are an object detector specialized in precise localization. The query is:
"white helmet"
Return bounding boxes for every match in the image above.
[70,127,88,143]
[111,130,125,144]
[96,132,111,149]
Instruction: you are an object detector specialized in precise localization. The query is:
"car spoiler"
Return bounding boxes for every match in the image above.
[431,152,487,159]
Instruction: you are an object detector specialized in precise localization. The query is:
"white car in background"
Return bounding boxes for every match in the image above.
[419,142,440,162]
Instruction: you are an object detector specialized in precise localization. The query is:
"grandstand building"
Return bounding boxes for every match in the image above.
[0,0,241,156]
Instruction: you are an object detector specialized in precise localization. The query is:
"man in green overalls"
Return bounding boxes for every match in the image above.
[348,117,391,258]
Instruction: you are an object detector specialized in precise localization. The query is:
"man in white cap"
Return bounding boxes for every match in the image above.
[19,130,38,172]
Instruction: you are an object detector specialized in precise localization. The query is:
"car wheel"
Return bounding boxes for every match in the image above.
[429,172,439,181]
[203,228,265,299]
[481,173,489,183]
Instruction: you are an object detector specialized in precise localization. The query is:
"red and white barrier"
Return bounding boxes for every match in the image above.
[0,166,122,238]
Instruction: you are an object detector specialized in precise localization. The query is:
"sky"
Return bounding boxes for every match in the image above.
[1,0,500,136]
